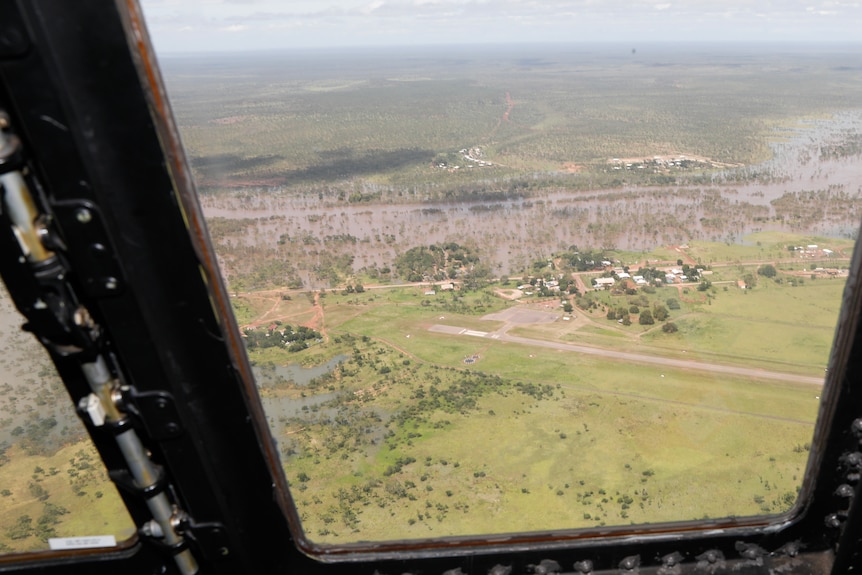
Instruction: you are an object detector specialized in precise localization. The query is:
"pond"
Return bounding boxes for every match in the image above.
[252,354,348,388]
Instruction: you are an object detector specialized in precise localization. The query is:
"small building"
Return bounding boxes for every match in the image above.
[424,290,436,296]
[594,277,615,288]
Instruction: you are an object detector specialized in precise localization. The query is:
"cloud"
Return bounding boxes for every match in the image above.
[359,0,386,14]
[139,0,862,52]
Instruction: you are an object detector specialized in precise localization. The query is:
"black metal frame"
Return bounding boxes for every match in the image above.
[0,1,861,574]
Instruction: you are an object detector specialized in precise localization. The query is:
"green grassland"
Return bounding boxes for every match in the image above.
[236,237,839,543]
[519,273,845,375]
[682,233,855,264]
[286,375,811,541]
[0,443,135,553]
[651,279,843,367]
[267,318,816,543]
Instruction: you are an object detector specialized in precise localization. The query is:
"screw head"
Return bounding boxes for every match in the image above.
[75,208,93,224]
[836,484,855,498]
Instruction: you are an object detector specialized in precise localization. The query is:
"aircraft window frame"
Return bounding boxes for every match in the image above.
[0,0,861,574]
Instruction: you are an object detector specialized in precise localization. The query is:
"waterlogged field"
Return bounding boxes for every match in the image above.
[239,233,840,542]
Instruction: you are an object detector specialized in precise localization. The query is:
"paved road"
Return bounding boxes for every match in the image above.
[428,324,823,386]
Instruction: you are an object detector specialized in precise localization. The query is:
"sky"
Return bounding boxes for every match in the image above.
[139,0,862,53]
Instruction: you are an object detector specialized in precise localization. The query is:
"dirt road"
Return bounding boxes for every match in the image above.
[428,323,823,386]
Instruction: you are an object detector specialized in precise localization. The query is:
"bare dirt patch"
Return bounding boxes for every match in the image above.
[494,288,523,300]
[482,307,560,325]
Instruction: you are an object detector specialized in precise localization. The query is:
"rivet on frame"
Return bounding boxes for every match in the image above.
[836,484,855,498]
[736,542,766,565]
[695,550,725,572]
[657,552,683,575]
[774,541,801,558]
[531,559,561,575]
[619,555,640,572]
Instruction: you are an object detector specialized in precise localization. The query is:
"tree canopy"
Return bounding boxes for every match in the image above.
[758,264,778,278]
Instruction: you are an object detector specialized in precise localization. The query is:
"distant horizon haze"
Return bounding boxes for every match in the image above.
[139,0,862,54]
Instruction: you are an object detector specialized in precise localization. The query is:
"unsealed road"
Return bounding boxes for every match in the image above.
[428,324,823,386]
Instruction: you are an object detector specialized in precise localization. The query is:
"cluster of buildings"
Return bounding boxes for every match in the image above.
[591,265,705,290]
[792,244,835,258]
[608,155,712,172]
[435,147,495,170]
[517,278,560,296]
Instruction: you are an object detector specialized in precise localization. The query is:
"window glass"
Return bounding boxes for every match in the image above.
[0,285,135,553]
[141,2,860,544]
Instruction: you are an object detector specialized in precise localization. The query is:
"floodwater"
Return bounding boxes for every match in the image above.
[254,354,349,420]
[201,111,862,283]
[260,392,342,421]
[253,354,348,388]
[255,355,390,456]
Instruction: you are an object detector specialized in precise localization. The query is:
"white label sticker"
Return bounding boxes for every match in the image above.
[48,535,117,550]
[79,393,106,426]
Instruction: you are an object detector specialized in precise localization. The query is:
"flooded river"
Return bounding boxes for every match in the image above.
[201,111,862,283]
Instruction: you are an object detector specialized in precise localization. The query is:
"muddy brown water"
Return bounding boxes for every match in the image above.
[201,112,862,284]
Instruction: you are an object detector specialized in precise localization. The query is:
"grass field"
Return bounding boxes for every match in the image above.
[0,443,135,553]
[274,329,816,542]
[234,236,840,543]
